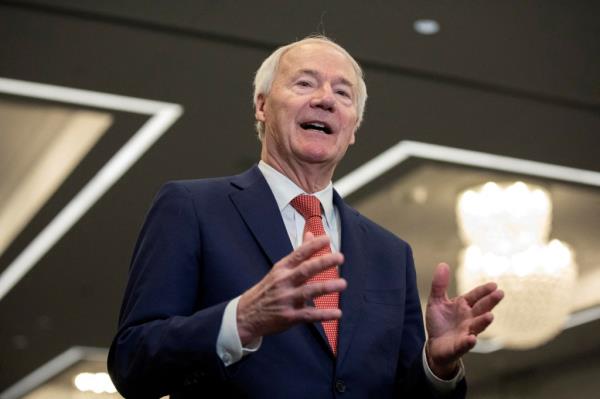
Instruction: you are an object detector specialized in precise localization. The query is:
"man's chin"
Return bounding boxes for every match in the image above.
[293,153,339,169]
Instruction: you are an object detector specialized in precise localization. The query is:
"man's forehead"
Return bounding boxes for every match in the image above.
[278,42,357,83]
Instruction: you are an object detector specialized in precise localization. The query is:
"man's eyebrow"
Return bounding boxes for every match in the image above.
[295,69,354,87]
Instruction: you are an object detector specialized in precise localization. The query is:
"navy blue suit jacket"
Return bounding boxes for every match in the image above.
[108,166,466,398]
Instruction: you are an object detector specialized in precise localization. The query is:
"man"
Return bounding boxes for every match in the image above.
[108,36,503,398]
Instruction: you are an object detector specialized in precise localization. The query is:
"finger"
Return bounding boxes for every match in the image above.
[303,231,315,242]
[468,312,494,336]
[282,235,331,269]
[455,334,477,357]
[463,282,499,307]
[296,277,347,302]
[429,263,450,302]
[289,252,344,285]
[296,307,343,323]
[471,289,504,316]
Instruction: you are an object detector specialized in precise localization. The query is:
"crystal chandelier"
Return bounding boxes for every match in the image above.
[456,182,577,349]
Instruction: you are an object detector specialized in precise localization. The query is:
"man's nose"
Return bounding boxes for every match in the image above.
[310,85,336,112]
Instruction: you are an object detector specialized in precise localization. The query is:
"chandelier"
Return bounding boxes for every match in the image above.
[456,182,577,349]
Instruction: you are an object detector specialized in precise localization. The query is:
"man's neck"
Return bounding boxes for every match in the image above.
[260,156,333,194]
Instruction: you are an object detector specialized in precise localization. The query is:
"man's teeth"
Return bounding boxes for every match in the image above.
[301,122,331,133]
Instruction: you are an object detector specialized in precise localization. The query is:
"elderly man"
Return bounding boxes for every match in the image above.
[108,36,503,398]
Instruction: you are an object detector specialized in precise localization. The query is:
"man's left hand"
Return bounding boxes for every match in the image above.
[425,262,504,379]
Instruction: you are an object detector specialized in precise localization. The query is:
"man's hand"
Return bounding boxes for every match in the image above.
[425,263,504,379]
[236,232,346,346]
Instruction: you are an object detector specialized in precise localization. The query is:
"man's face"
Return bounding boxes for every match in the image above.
[256,42,359,171]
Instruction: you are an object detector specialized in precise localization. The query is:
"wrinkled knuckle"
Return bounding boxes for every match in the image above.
[298,265,312,281]
[293,248,307,261]
[270,269,289,286]
[274,257,288,270]
[301,287,313,302]
[281,309,296,324]
[300,307,313,322]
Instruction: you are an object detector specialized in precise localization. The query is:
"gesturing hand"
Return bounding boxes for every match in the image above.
[236,232,346,346]
[425,263,504,379]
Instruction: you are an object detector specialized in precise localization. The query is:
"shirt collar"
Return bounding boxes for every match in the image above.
[257,161,335,223]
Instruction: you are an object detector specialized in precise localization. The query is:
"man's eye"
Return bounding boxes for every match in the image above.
[336,90,350,98]
[297,81,312,87]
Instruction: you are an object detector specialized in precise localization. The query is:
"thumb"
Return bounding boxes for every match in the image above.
[303,231,315,242]
[430,263,450,302]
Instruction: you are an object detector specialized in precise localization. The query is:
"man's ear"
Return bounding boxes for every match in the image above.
[255,93,267,122]
[349,119,359,145]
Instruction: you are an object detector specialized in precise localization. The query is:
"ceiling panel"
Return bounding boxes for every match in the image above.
[10,0,600,105]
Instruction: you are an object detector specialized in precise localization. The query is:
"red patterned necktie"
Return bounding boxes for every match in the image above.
[290,194,339,355]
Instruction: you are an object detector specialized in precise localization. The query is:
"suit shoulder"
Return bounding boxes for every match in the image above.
[157,167,261,199]
[162,176,231,193]
[156,174,241,201]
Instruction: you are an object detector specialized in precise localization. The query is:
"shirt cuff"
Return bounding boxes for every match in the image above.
[216,296,262,366]
[422,344,465,394]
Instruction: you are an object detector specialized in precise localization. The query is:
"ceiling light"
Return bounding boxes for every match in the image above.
[413,19,440,35]
[73,372,116,394]
[411,185,428,204]
[456,181,577,349]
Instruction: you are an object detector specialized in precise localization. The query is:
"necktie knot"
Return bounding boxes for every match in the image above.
[290,194,322,219]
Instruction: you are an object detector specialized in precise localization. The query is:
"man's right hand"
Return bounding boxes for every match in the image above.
[236,232,346,346]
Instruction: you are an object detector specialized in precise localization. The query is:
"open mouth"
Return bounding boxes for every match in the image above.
[300,121,332,134]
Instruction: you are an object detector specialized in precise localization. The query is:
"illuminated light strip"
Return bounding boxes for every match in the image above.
[470,305,600,354]
[0,77,170,114]
[0,77,183,301]
[0,346,108,399]
[564,305,600,329]
[335,140,600,198]
[334,140,600,353]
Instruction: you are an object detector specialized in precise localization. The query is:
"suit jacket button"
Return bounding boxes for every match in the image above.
[335,379,346,393]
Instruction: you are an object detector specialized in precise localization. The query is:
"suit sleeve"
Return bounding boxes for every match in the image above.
[107,182,228,398]
[395,245,467,398]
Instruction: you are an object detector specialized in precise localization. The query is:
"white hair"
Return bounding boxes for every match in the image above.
[253,35,367,140]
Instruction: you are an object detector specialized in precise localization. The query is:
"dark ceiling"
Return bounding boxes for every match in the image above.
[0,0,599,395]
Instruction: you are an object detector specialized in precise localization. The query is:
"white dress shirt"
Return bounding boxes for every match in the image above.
[216,161,463,392]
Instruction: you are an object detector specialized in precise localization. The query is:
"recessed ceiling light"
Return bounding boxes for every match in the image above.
[74,372,117,394]
[413,19,440,35]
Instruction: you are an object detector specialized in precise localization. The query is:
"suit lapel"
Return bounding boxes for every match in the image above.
[334,192,367,367]
[229,166,293,266]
